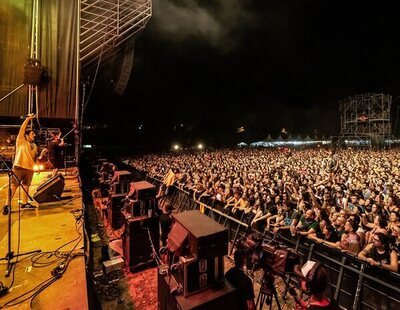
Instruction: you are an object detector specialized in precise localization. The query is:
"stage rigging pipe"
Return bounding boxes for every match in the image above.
[75,0,81,164]
[0,84,25,103]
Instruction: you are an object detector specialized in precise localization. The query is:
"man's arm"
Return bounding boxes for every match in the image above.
[17,114,35,140]
[358,243,372,261]
[381,250,399,273]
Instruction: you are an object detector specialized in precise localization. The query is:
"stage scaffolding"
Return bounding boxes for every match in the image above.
[80,0,152,72]
[75,0,152,160]
[333,93,393,148]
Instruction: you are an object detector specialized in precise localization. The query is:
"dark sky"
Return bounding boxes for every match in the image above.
[86,1,400,150]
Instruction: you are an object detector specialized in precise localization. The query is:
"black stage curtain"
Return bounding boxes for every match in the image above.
[0,0,77,119]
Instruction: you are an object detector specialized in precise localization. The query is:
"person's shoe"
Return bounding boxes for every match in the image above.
[21,203,37,210]
[2,205,9,216]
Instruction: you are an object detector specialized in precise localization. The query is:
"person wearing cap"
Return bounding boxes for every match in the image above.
[225,248,255,310]
[293,261,339,309]
[3,114,38,215]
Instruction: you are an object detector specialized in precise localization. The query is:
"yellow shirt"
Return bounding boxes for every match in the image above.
[13,136,37,171]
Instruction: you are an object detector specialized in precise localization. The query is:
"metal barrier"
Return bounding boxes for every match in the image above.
[124,166,400,310]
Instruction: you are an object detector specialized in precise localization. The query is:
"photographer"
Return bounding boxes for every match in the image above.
[294,261,339,309]
[225,249,255,310]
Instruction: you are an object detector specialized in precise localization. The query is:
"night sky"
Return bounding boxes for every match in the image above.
[85,1,400,151]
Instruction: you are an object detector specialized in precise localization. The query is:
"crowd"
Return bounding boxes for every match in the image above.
[129,148,400,273]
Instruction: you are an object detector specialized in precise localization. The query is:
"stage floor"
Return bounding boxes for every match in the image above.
[0,169,88,309]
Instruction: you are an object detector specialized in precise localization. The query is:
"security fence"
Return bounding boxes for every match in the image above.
[126,166,400,310]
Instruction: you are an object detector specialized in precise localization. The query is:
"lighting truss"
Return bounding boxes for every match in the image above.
[80,0,152,72]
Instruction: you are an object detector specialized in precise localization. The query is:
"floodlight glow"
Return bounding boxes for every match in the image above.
[173,144,179,150]
[198,143,203,149]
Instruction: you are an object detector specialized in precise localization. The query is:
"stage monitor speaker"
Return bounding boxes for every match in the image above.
[123,215,159,270]
[130,181,156,200]
[158,273,239,310]
[169,210,228,259]
[111,170,132,183]
[108,193,126,230]
[33,173,65,203]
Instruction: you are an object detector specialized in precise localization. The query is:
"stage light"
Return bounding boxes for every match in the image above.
[198,143,203,150]
[33,165,40,171]
[173,144,180,150]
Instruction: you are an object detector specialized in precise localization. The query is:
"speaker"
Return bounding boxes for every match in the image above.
[130,181,156,200]
[111,170,132,183]
[169,210,228,259]
[111,182,130,195]
[108,193,126,229]
[158,273,239,310]
[33,174,65,203]
[24,59,43,86]
[123,215,159,270]
[174,255,224,297]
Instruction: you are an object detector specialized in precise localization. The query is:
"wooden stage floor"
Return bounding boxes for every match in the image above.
[0,169,88,309]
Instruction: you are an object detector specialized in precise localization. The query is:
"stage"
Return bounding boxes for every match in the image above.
[0,169,88,309]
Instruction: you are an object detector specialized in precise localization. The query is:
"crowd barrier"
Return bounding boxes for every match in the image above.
[125,165,400,310]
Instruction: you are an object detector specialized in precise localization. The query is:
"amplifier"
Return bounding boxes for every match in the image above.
[128,199,156,217]
[111,170,132,183]
[130,181,156,200]
[158,272,238,310]
[169,210,228,259]
[122,215,159,271]
[173,255,224,297]
[108,193,126,229]
[111,182,130,195]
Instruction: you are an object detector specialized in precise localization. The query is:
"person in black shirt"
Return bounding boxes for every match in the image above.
[358,232,398,273]
[159,202,173,247]
[225,249,255,310]
[47,132,64,177]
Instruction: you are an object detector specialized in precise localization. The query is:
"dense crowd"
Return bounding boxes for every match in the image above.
[130,148,400,273]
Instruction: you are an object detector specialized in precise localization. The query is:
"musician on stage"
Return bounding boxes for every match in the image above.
[47,132,65,177]
[3,114,39,215]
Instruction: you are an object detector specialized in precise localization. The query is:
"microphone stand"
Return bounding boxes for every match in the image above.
[0,154,41,278]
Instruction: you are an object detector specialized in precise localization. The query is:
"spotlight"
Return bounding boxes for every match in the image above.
[173,144,180,151]
[197,143,203,150]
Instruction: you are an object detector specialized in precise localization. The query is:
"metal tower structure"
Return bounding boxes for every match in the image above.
[28,0,40,116]
[333,93,392,148]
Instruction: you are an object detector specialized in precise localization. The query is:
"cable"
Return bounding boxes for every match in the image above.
[0,211,85,308]
[144,227,162,266]
[0,276,57,309]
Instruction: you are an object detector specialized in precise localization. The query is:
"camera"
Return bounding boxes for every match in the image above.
[236,234,300,276]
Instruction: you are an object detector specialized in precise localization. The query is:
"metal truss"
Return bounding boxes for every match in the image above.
[80,0,152,72]
[339,93,392,137]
